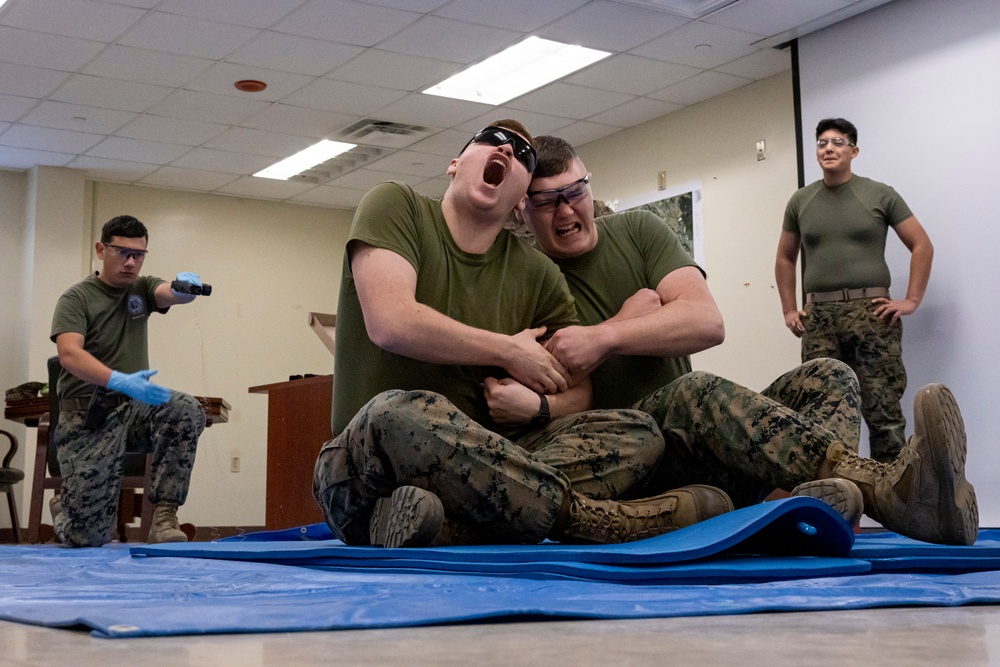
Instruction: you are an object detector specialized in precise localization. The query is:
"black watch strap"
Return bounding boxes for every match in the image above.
[533,394,550,425]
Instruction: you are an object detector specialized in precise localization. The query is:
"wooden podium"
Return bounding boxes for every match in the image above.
[248,375,332,530]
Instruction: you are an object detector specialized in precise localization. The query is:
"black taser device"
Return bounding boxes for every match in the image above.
[171,280,213,296]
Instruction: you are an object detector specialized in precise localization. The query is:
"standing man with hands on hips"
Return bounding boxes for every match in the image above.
[50,214,208,547]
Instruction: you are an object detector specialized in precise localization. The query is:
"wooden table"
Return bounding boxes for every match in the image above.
[4,395,230,427]
[248,375,331,530]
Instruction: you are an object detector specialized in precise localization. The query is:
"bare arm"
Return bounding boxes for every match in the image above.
[55,332,114,387]
[352,242,570,394]
[483,375,592,424]
[872,216,933,322]
[544,266,724,375]
[775,229,805,337]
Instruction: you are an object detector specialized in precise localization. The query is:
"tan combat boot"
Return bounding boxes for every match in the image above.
[552,484,734,544]
[148,503,188,544]
[818,383,978,545]
[369,486,503,548]
[790,478,864,526]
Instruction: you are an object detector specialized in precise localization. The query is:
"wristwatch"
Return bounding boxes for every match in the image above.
[532,394,551,425]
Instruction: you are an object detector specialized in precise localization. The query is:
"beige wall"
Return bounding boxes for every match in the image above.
[578,72,801,390]
[3,71,799,531]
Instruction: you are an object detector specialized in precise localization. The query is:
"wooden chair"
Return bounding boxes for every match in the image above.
[27,356,153,544]
[0,429,25,543]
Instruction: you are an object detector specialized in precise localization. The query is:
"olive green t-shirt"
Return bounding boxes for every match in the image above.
[783,175,913,293]
[50,273,165,399]
[553,210,700,410]
[332,182,578,435]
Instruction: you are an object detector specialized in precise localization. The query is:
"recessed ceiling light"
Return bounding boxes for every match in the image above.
[254,140,357,180]
[235,79,267,93]
[422,36,611,106]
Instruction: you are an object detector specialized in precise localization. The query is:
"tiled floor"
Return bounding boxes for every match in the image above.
[3,605,1000,666]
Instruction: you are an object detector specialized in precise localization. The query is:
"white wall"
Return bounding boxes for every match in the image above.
[799,0,1000,524]
[578,72,801,390]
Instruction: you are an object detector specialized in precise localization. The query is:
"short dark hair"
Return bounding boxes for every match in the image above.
[101,215,148,244]
[491,118,533,146]
[532,136,578,179]
[816,118,858,145]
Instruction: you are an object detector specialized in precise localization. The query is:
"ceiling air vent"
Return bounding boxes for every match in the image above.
[288,145,391,186]
[334,119,436,149]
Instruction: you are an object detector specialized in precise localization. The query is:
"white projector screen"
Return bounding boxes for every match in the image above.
[798,0,1000,525]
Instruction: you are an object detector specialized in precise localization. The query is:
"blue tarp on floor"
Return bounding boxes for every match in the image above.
[3,497,1000,639]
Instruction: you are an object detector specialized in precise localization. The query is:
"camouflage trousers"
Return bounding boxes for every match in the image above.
[801,298,907,461]
[53,391,204,547]
[312,389,664,545]
[633,358,861,508]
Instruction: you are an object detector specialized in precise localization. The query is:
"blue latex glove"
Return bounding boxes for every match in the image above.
[172,271,202,296]
[108,369,172,406]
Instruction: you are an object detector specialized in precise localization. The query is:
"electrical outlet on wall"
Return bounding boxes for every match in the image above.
[756,140,766,161]
[657,171,667,190]
[230,456,240,473]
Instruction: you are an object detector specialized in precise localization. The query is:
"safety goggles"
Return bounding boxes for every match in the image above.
[461,126,537,173]
[525,174,592,211]
[104,243,148,261]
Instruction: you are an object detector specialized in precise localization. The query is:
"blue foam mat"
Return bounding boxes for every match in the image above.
[3,498,1000,639]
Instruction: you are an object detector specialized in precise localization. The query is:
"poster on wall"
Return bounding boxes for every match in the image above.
[609,182,704,267]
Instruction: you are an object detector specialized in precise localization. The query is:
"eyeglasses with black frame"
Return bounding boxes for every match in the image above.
[816,137,855,149]
[461,126,538,173]
[104,243,148,262]
[525,173,592,211]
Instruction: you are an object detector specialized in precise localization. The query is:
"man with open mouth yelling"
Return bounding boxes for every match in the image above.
[313,121,734,550]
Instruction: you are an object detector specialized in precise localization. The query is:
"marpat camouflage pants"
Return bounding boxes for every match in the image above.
[313,389,664,545]
[633,358,861,508]
[801,298,906,461]
[53,391,204,547]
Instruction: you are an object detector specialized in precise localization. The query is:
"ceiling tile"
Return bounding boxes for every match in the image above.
[365,150,447,177]
[96,0,159,8]
[703,0,851,36]
[588,97,684,127]
[327,50,459,92]
[0,26,105,71]
[183,62,314,101]
[433,0,588,33]
[359,0,449,11]
[0,0,146,42]
[507,83,635,120]
[413,176,449,199]
[538,0,690,51]
[239,105,358,139]
[20,101,136,134]
[155,0,309,29]
[372,93,489,128]
[82,46,213,87]
[140,167,241,191]
[1,124,104,153]
[566,54,701,96]
[65,155,160,182]
[283,80,409,117]
[457,109,575,137]
[204,127,315,158]
[0,122,8,135]
[215,175,316,199]
[49,75,173,113]
[86,136,192,164]
[0,94,38,123]
[274,0,421,47]
[118,12,260,60]
[378,16,522,64]
[169,147,273,174]
[0,63,71,99]
[631,20,762,67]
[227,32,365,77]
[0,146,75,169]
[327,167,422,191]
[146,90,272,125]
[551,120,622,147]
[648,69,752,105]
[405,129,476,157]
[715,47,791,79]
[290,184,367,209]
[115,115,228,146]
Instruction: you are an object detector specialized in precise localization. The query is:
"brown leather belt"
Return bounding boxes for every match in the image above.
[806,287,889,304]
[59,393,131,412]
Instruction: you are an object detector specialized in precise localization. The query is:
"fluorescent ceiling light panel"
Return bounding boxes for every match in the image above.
[254,140,357,180]
[422,36,611,105]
